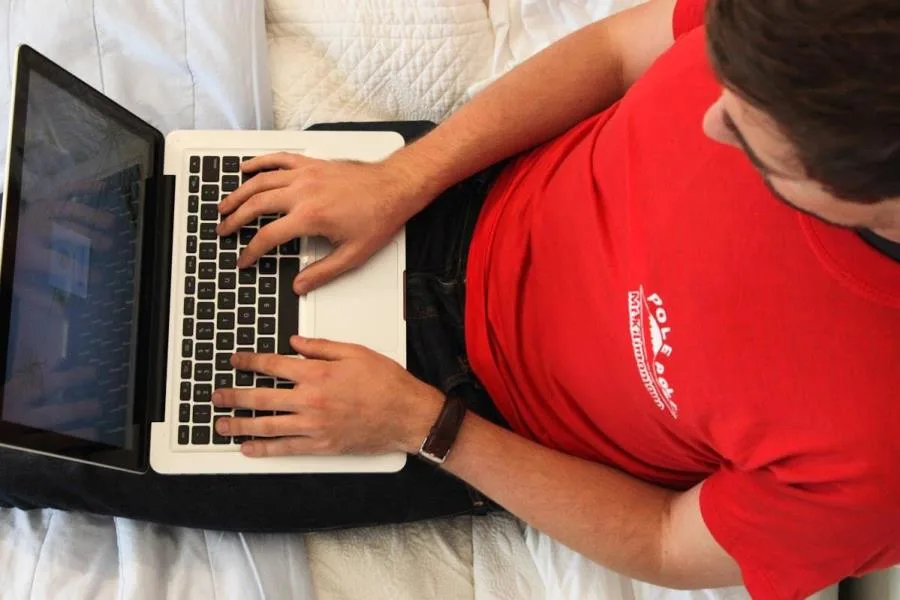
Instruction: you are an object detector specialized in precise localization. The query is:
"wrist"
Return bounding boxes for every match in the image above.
[383,144,454,214]
[399,385,445,454]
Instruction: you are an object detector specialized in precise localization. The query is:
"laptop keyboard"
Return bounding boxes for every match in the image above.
[178,154,300,447]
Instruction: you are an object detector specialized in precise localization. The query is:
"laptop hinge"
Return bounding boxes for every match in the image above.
[148,174,175,423]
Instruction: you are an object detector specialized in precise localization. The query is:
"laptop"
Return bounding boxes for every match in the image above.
[0,45,407,475]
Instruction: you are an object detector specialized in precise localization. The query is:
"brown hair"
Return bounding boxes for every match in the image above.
[706,0,900,203]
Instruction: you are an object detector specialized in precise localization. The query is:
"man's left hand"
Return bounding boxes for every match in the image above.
[212,336,444,457]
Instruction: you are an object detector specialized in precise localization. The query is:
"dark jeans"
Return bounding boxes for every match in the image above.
[0,122,509,533]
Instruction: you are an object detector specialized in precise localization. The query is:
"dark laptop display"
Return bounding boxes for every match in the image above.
[0,47,164,471]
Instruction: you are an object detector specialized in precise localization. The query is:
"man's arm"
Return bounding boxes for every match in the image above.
[389,0,679,208]
[434,411,744,589]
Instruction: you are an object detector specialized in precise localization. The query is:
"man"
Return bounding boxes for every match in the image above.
[2,0,898,597]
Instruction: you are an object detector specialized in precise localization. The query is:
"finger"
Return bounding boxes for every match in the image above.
[241,152,308,174]
[293,244,359,294]
[240,436,331,458]
[217,189,292,236]
[212,387,295,411]
[230,352,303,380]
[217,414,318,439]
[289,335,361,361]
[219,170,296,216]
[238,217,302,269]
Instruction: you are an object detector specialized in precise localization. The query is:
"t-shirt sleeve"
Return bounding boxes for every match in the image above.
[673,0,707,39]
[701,466,894,599]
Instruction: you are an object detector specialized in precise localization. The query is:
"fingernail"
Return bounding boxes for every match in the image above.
[292,335,305,342]
[217,419,230,434]
[242,442,260,456]
[212,392,222,404]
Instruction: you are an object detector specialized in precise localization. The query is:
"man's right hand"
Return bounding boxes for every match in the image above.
[217,153,431,294]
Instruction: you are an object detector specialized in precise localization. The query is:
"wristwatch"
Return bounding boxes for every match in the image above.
[417,394,467,465]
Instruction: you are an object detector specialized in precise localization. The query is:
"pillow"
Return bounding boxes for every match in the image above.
[0,0,273,174]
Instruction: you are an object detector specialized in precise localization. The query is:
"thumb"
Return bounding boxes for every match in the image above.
[289,335,358,360]
[293,243,359,294]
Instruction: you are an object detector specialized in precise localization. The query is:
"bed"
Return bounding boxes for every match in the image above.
[0,1,844,598]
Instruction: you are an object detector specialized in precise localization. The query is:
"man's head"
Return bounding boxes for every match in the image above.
[702,0,900,238]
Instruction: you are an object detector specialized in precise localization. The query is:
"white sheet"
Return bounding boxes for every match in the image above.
[0,509,315,600]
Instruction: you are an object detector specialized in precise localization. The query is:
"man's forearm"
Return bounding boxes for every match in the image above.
[385,0,677,208]
[386,20,629,206]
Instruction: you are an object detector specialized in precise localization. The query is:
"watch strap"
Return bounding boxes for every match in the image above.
[417,394,467,465]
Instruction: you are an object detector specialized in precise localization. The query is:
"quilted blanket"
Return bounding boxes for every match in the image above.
[265,0,494,129]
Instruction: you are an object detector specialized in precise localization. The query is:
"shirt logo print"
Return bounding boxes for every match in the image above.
[627,286,678,419]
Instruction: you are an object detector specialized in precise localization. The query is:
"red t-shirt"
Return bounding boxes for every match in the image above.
[464,0,900,597]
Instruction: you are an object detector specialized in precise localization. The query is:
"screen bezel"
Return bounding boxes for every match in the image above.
[0,45,165,473]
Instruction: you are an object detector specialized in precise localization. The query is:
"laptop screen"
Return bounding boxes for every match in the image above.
[2,64,154,450]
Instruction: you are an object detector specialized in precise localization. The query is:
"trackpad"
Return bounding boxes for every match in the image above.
[309,240,401,359]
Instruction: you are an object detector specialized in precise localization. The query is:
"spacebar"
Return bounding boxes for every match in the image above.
[278,258,300,355]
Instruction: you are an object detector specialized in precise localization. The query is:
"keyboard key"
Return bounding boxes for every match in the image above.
[184,297,195,316]
[238,307,255,325]
[257,377,275,388]
[216,353,232,371]
[178,426,190,445]
[213,416,231,444]
[197,301,215,320]
[192,425,211,445]
[182,318,194,337]
[195,343,213,361]
[200,223,218,240]
[185,276,196,295]
[235,409,253,419]
[187,215,198,233]
[220,234,238,250]
[258,338,276,354]
[193,404,213,423]
[181,339,193,358]
[197,322,214,340]
[181,360,192,379]
[199,262,216,280]
[185,255,196,274]
[222,175,240,192]
[258,318,276,335]
[180,381,191,400]
[198,282,215,299]
[258,257,277,274]
[186,235,197,253]
[259,277,277,295]
[236,370,254,386]
[239,228,256,245]
[280,238,300,255]
[179,403,191,423]
[276,380,294,390]
[223,156,240,173]
[215,406,233,414]
[278,258,300,354]
[218,292,236,310]
[215,373,233,389]
[201,185,219,202]
[260,216,277,228]
[219,272,236,289]
[237,327,254,345]
[238,287,256,305]
[195,384,212,402]
[188,195,199,213]
[217,332,235,351]
[217,312,235,330]
[259,297,276,315]
[195,363,213,382]
[219,252,237,270]
[201,204,219,221]
[190,156,201,173]
[255,410,274,418]
[202,156,220,183]
[199,242,217,260]
[239,268,257,285]
[189,175,199,193]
